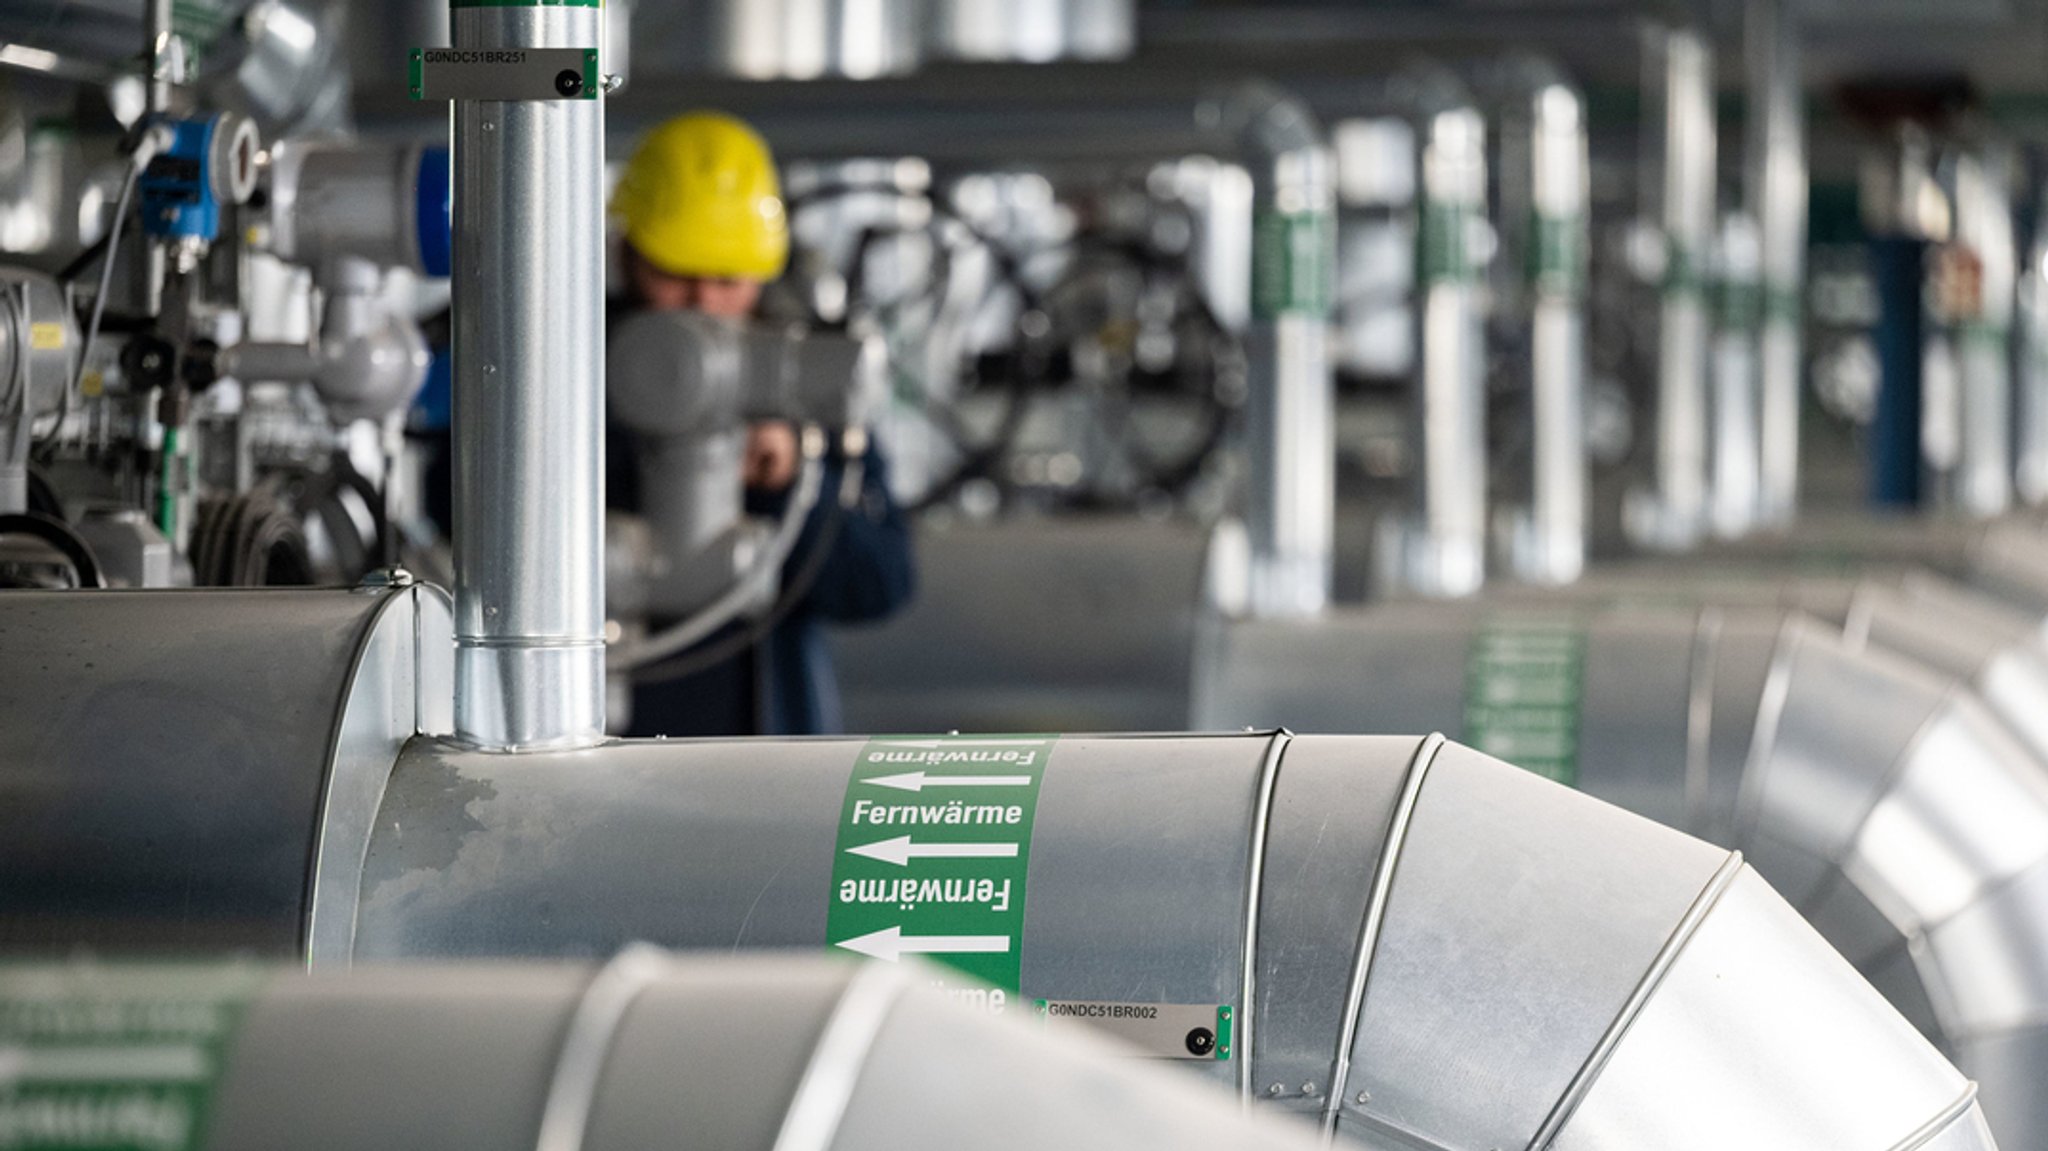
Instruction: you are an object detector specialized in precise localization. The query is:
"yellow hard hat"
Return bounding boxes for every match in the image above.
[611,111,789,282]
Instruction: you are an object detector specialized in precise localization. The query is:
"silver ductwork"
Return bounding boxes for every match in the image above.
[1627,22,1717,550]
[1197,602,2047,1148]
[447,1,607,751]
[1848,575,2048,766]
[0,617,1997,1150]
[0,954,1333,1151]
[1745,0,1807,526]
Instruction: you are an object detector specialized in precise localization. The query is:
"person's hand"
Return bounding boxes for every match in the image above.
[743,421,800,492]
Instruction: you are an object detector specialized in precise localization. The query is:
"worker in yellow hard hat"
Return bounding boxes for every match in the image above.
[607,111,915,737]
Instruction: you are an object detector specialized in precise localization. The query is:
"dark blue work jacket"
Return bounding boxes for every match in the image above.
[610,429,916,737]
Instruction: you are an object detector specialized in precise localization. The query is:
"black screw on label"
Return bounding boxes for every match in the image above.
[554,70,584,97]
[1185,1027,1217,1057]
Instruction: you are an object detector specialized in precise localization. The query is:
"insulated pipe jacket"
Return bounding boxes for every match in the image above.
[0,954,1333,1151]
[1197,603,2048,1147]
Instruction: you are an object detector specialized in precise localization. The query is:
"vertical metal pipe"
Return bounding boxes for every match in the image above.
[450,0,607,749]
[1947,145,2016,518]
[1746,0,1806,525]
[1236,86,1335,618]
[1522,78,1589,584]
[1629,24,1716,549]
[1709,210,1763,537]
[2019,192,2048,505]
[1411,102,1490,596]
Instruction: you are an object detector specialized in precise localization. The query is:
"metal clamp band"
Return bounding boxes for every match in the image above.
[1885,1083,1983,1151]
[1237,728,1292,1105]
[771,963,910,1151]
[534,944,674,1151]
[1321,732,1446,1140]
[1525,850,1746,1151]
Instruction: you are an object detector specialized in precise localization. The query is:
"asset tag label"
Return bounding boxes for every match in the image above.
[409,47,599,101]
[1037,1000,1234,1061]
[828,736,1053,1008]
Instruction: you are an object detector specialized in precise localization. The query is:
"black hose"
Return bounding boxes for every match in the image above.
[0,512,106,588]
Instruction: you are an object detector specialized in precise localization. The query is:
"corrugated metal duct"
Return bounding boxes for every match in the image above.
[1198,603,2046,1147]
[0,953,1333,1151]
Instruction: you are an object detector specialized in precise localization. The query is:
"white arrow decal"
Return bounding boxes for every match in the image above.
[846,835,1020,867]
[864,771,1033,793]
[834,926,1010,963]
[870,739,1047,749]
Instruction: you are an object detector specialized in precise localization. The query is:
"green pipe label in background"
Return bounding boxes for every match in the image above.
[1527,213,1587,298]
[1252,210,1332,319]
[1418,199,1483,285]
[0,963,269,1151]
[1463,620,1586,786]
[829,737,1053,1012]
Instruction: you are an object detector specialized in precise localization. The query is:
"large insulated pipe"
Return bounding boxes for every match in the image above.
[1628,22,1716,550]
[0,954,1330,1151]
[1196,604,2047,1147]
[1746,0,1807,525]
[1852,573,2048,764]
[448,0,607,749]
[0,664,1996,1150]
[1709,210,1764,537]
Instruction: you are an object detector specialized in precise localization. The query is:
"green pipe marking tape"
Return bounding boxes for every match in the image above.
[0,962,270,1151]
[828,736,1053,1011]
[1527,212,1587,298]
[1417,199,1484,286]
[1462,617,1586,786]
[1252,209,1333,319]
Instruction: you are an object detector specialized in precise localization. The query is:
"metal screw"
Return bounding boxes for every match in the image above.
[1356,1091,1371,1105]
[1301,1082,1317,1096]
[1267,1084,1283,1097]
[355,566,416,591]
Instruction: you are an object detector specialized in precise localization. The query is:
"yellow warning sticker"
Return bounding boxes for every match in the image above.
[29,322,65,350]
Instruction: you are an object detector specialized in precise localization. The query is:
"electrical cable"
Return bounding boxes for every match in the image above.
[608,426,830,672]
[627,445,867,687]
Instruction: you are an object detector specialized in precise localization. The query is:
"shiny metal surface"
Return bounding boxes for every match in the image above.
[181,953,1342,1151]
[0,586,446,953]
[1555,868,1977,1151]
[1196,601,2044,1149]
[1709,211,1763,537]
[835,518,1213,732]
[1515,71,1590,585]
[1745,0,1808,526]
[1630,24,1716,550]
[0,267,76,515]
[450,3,607,750]
[1234,85,1336,617]
[1849,580,2048,764]
[332,731,1986,1148]
[268,140,440,275]
[928,0,1135,64]
[1943,145,2017,518]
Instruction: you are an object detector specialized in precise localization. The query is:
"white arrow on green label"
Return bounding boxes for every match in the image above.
[863,771,1033,793]
[845,836,1020,867]
[835,926,1011,963]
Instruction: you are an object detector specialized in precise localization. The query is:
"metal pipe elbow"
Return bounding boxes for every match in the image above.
[1736,619,2048,1146]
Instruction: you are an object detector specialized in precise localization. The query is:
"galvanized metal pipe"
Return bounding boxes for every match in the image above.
[449,0,607,749]
[1630,24,1716,550]
[1746,0,1807,525]
[0,954,1331,1151]
[1520,75,1591,585]
[1234,87,1336,617]
[1196,600,2047,1147]
[1942,145,2018,518]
